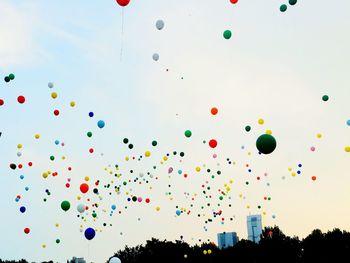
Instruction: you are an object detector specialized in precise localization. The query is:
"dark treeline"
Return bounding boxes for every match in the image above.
[110,227,350,263]
[2,227,350,263]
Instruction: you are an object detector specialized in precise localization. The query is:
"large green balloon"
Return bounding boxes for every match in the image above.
[280,4,287,12]
[289,0,297,5]
[61,200,70,212]
[256,134,277,154]
[184,130,192,138]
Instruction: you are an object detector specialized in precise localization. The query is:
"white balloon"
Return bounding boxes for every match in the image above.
[152,53,159,61]
[48,82,54,88]
[77,204,85,213]
[155,19,164,30]
[109,257,121,263]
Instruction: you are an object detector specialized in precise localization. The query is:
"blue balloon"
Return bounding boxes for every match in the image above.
[84,227,96,240]
[347,119,350,126]
[55,140,60,145]
[176,210,181,216]
[20,175,24,180]
[111,204,116,210]
[97,120,105,129]
[89,112,94,117]
[20,206,26,213]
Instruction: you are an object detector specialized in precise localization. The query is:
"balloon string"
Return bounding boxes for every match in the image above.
[120,8,124,61]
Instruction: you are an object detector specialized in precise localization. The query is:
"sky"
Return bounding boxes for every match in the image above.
[0,0,350,262]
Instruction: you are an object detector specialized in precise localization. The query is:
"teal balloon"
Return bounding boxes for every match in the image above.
[289,0,297,5]
[256,134,277,154]
[280,4,287,12]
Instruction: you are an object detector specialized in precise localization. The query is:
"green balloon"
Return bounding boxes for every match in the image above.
[56,239,60,244]
[152,140,157,146]
[289,0,297,5]
[223,30,232,40]
[87,131,93,137]
[50,155,55,161]
[245,125,251,132]
[322,95,329,101]
[280,4,287,12]
[256,134,277,154]
[184,130,192,138]
[9,73,15,80]
[61,200,70,212]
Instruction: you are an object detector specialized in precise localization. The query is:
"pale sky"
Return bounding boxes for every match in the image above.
[0,0,350,262]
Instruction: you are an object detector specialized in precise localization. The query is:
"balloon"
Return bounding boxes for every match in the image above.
[152,140,157,146]
[258,118,264,125]
[256,134,277,154]
[152,53,159,61]
[211,107,218,115]
[245,125,251,132]
[184,130,192,138]
[347,120,350,126]
[70,101,75,107]
[51,92,58,99]
[24,228,30,234]
[48,82,54,88]
[4,76,10,82]
[54,109,60,116]
[322,95,329,101]
[0,99,4,106]
[17,96,25,104]
[289,0,297,5]
[20,206,26,213]
[9,73,15,80]
[84,227,96,240]
[223,30,232,40]
[176,210,181,216]
[230,0,238,4]
[345,146,350,152]
[311,176,317,181]
[97,120,105,128]
[109,257,122,263]
[145,151,151,157]
[209,139,217,148]
[80,183,89,194]
[156,20,164,30]
[61,200,71,212]
[116,0,130,7]
[280,4,287,12]
[10,163,17,170]
[77,204,86,213]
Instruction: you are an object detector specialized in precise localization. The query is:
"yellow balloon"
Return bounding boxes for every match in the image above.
[17,144,23,149]
[266,129,272,135]
[317,133,322,139]
[70,101,75,107]
[35,134,40,139]
[203,250,207,255]
[125,156,129,161]
[155,206,160,212]
[292,172,296,177]
[42,244,46,249]
[42,172,48,179]
[345,146,350,152]
[51,92,58,99]
[195,166,201,172]
[258,118,264,125]
[145,151,151,157]
[208,249,212,254]
[163,156,168,161]
[85,176,90,181]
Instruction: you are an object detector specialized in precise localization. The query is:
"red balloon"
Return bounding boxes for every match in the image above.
[209,139,218,148]
[0,99,4,106]
[311,176,317,181]
[17,95,25,104]
[80,183,89,194]
[54,109,60,116]
[89,148,94,153]
[230,0,239,3]
[116,0,130,7]
[211,107,218,115]
[24,228,30,234]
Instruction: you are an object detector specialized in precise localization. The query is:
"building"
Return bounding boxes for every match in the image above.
[68,257,86,263]
[247,214,262,243]
[217,232,239,249]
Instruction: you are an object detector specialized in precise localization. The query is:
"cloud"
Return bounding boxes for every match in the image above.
[0,1,47,68]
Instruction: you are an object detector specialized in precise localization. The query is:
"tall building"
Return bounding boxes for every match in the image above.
[217,232,239,249]
[247,214,262,243]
